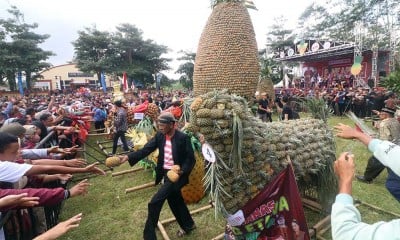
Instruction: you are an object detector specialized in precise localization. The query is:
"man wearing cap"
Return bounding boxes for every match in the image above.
[119,112,196,240]
[257,93,272,122]
[356,107,400,188]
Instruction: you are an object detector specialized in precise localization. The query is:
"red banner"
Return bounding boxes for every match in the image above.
[227,165,309,240]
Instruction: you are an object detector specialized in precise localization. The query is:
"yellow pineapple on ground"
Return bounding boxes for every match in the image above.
[181,150,206,204]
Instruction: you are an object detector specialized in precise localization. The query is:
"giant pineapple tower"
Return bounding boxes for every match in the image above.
[193,1,259,99]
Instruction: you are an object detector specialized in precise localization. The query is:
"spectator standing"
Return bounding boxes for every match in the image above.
[332,124,400,239]
[356,107,400,189]
[92,102,106,133]
[280,96,294,121]
[111,100,129,155]
[257,93,272,122]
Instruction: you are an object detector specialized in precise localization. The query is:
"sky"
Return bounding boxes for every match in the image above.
[0,0,309,77]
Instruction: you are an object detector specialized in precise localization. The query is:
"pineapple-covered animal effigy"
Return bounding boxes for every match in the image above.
[185,90,337,215]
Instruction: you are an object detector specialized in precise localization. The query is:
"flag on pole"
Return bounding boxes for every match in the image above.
[17,72,24,96]
[100,72,107,93]
[123,72,128,93]
[227,164,310,240]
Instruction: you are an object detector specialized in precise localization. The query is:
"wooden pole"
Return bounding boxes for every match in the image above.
[157,221,170,240]
[112,167,144,177]
[359,200,400,218]
[312,215,331,233]
[88,132,110,136]
[88,128,106,133]
[160,203,213,225]
[211,233,225,240]
[125,182,155,194]
[97,139,113,144]
[302,198,322,211]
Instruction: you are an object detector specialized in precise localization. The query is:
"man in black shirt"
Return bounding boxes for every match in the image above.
[281,96,293,121]
[257,93,272,122]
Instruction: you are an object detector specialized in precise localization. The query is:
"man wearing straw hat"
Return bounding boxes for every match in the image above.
[356,107,400,187]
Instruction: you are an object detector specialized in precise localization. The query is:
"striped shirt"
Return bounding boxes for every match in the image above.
[163,135,173,170]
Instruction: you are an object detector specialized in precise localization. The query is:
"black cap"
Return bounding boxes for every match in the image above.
[381,107,396,115]
[158,112,177,124]
[114,100,122,107]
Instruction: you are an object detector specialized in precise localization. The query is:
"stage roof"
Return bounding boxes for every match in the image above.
[276,43,357,63]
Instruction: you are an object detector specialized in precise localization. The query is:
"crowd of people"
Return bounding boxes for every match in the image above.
[0,83,399,239]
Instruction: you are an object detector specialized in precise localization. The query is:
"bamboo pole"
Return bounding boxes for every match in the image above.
[312,215,331,233]
[358,200,400,218]
[97,140,113,144]
[88,132,110,136]
[302,198,322,211]
[157,221,170,240]
[125,182,155,194]
[211,233,225,240]
[98,144,112,150]
[112,167,144,177]
[88,128,106,133]
[160,203,213,225]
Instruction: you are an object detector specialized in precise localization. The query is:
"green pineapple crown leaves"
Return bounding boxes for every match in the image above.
[210,0,258,10]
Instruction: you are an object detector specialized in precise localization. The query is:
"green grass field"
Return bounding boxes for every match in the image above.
[59,116,400,240]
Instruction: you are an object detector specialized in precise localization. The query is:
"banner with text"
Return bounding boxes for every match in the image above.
[227,165,309,240]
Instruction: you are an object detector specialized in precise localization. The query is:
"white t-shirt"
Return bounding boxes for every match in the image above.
[0,161,32,183]
[0,161,32,240]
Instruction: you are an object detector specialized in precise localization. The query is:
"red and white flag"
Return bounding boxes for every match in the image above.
[123,72,128,93]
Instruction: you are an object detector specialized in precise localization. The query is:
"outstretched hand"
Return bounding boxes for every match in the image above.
[65,158,87,167]
[69,179,90,197]
[0,193,40,208]
[85,163,106,176]
[34,213,83,240]
[334,123,359,139]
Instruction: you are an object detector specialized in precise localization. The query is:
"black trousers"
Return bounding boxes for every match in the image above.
[112,130,129,154]
[364,155,385,181]
[143,177,195,240]
[94,121,105,133]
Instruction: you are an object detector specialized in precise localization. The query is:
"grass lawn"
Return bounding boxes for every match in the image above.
[59,115,400,240]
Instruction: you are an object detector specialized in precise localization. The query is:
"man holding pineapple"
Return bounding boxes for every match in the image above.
[119,112,196,240]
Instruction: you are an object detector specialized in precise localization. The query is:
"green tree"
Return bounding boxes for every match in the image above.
[380,61,400,94]
[74,23,171,87]
[73,26,114,83]
[0,6,52,91]
[297,0,399,49]
[266,16,295,55]
[175,51,195,89]
[264,16,295,85]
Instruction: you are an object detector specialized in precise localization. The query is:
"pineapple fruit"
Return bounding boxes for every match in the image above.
[181,151,206,204]
[105,156,121,168]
